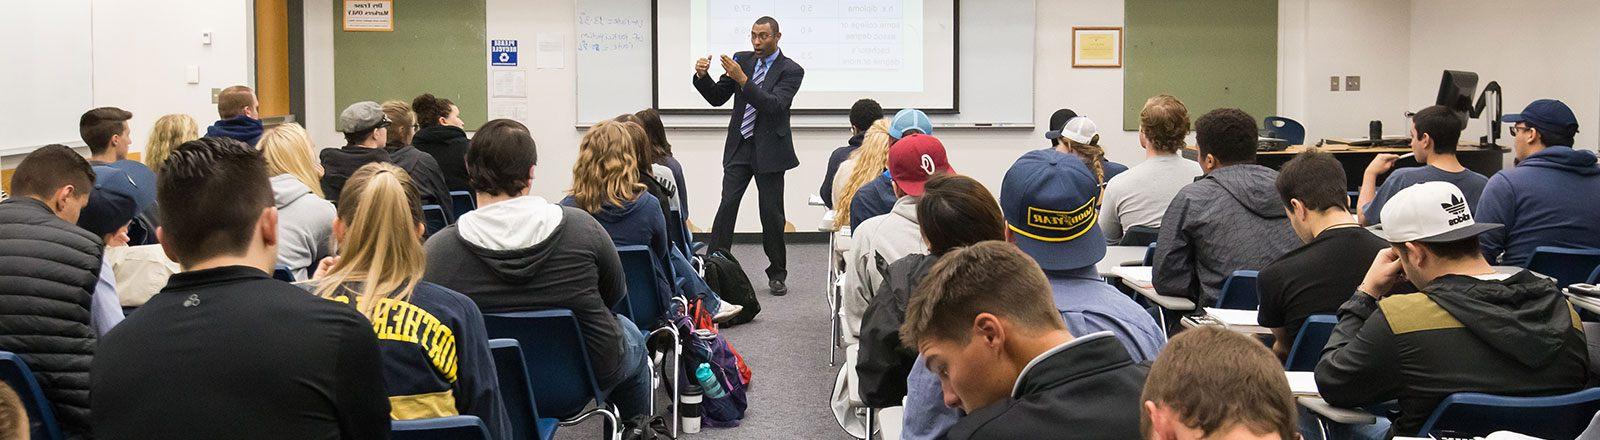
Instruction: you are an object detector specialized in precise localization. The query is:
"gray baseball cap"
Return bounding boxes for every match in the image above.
[338,101,390,133]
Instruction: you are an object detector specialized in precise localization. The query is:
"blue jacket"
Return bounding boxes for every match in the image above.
[1476,146,1600,266]
[205,115,264,146]
[560,192,674,308]
[820,134,864,209]
[849,173,896,230]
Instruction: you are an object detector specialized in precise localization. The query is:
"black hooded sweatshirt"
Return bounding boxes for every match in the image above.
[1316,270,1589,435]
[412,125,471,192]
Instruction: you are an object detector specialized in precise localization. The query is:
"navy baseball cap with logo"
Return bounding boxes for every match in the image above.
[1000,149,1106,271]
[1503,99,1580,141]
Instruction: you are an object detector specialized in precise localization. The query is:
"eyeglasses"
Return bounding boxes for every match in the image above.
[1508,125,1529,136]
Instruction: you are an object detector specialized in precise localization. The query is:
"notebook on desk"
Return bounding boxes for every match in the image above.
[1111,266,1153,288]
[1286,371,1318,396]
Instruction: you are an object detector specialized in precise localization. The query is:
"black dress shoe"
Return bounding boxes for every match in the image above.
[769,279,788,296]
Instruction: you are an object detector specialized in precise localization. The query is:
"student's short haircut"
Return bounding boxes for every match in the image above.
[1275,151,1349,211]
[1194,108,1258,165]
[0,382,25,440]
[412,93,455,128]
[900,241,1063,348]
[466,119,538,197]
[1140,95,1190,153]
[1404,235,1483,261]
[79,107,133,154]
[917,173,1005,255]
[10,144,95,200]
[1534,125,1575,148]
[754,16,780,33]
[157,137,273,263]
[217,85,256,119]
[850,99,885,133]
[1141,327,1295,440]
[1411,105,1465,154]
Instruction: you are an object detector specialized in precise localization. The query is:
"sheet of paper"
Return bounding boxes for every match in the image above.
[489,100,528,123]
[1206,308,1260,327]
[536,33,565,69]
[1286,371,1318,396]
[491,70,526,98]
[1110,266,1153,287]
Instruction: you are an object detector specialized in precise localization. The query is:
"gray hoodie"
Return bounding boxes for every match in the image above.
[1152,164,1299,303]
[271,174,335,280]
[842,196,925,344]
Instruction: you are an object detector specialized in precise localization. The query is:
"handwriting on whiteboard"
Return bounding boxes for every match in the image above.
[577,12,646,52]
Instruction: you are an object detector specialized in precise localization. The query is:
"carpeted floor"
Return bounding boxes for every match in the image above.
[557,242,855,439]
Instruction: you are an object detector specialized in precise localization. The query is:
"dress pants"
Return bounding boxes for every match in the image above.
[709,145,787,281]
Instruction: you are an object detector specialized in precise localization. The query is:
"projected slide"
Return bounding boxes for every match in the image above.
[656,0,956,111]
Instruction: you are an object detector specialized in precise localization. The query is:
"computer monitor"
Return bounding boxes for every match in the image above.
[1435,70,1480,120]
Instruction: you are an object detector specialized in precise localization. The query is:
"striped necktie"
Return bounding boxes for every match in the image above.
[740,59,769,139]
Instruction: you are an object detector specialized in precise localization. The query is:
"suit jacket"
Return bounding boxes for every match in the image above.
[692,50,804,173]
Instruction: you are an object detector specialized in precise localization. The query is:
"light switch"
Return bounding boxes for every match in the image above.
[1330,76,1341,92]
[186,66,200,84]
[1345,76,1361,92]
[202,31,213,46]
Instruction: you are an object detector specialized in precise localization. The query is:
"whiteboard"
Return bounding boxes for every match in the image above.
[0,1,94,154]
[575,0,1034,127]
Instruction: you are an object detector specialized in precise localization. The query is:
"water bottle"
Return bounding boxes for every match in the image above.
[695,363,727,399]
[680,381,703,433]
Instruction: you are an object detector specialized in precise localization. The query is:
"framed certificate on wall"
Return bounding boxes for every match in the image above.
[1072,26,1123,68]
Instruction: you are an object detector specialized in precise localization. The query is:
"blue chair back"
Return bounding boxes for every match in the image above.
[1264,116,1307,145]
[1527,246,1600,288]
[1119,225,1159,247]
[1416,388,1600,439]
[615,245,669,333]
[1215,270,1261,310]
[422,204,450,237]
[391,415,490,440]
[1142,242,1157,266]
[1590,265,1600,284]
[1284,315,1337,372]
[449,191,476,222]
[482,310,607,420]
[0,351,64,440]
[272,266,296,282]
[665,210,692,258]
[488,339,558,440]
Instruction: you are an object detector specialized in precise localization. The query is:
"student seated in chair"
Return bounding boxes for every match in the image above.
[1315,181,1589,437]
[205,85,265,145]
[93,137,390,439]
[258,123,335,280]
[901,241,1149,440]
[323,100,451,220]
[1259,151,1387,359]
[0,145,103,438]
[1047,112,1126,185]
[822,99,884,210]
[305,162,509,440]
[1476,99,1600,266]
[75,167,141,337]
[1141,327,1296,440]
[421,119,653,419]
[411,93,472,193]
[0,382,25,440]
[1100,95,1202,245]
[1152,108,1299,304]
[81,107,160,240]
[841,134,950,345]
[635,108,690,216]
[560,120,675,316]
[858,174,1006,440]
[831,118,893,229]
[1357,105,1487,226]
[848,109,933,230]
[381,100,454,222]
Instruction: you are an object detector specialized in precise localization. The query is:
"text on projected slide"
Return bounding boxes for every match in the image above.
[694,0,925,92]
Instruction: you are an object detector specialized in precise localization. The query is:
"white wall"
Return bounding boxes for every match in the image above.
[298,0,1595,232]
[92,0,254,156]
[1408,0,1600,150]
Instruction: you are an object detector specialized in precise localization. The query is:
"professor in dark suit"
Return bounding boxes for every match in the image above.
[693,15,804,295]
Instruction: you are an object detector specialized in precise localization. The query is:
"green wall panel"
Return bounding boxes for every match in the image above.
[1123,0,1277,131]
[332,0,487,133]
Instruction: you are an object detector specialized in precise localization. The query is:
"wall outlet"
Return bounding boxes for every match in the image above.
[1345,75,1361,92]
[1330,76,1341,92]
[211,88,222,104]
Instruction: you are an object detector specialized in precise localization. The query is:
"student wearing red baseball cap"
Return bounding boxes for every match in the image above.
[841,133,952,345]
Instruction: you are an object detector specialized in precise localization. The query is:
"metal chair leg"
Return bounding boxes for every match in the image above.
[865,407,877,440]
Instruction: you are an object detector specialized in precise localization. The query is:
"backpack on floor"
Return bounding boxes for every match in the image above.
[702,250,761,326]
[674,299,752,427]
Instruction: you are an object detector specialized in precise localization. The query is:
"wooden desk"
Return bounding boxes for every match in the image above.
[1183,143,1506,192]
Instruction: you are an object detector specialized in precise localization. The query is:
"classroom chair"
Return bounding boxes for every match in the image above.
[1284,314,1337,372]
[390,415,491,440]
[422,204,450,237]
[1414,388,1600,439]
[1590,265,1600,284]
[1527,246,1600,288]
[449,191,475,222]
[829,227,853,366]
[1215,270,1261,310]
[489,339,560,440]
[483,310,622,440]
[0,351,65,440]
[1143,242,1157,266]
[1118,225,1160,247]
[271,265,296,283]
[1264,116,1307,145]
[615,245,686,436]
